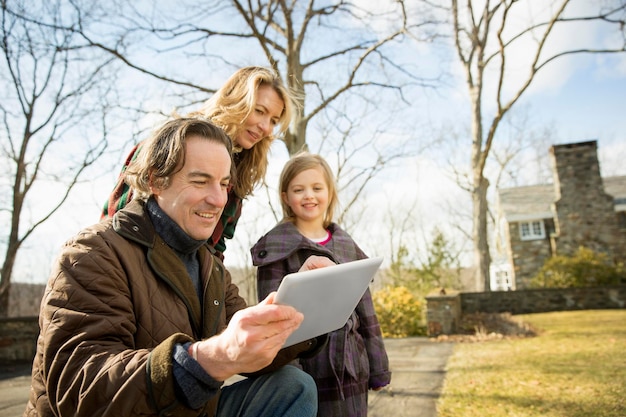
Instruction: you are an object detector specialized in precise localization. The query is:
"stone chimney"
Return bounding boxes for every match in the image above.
[550,140,623,261]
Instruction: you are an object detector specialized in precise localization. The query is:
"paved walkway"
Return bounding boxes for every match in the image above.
[0,362,31,417]
[0,337,455,417]
[369,338,455,417]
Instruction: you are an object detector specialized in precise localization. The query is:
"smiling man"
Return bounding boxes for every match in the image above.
[24,118,331,417]
[150,129,232,241]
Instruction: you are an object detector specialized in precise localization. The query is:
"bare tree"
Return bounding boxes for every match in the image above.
[229,1,444,241]
[53,1,441,224]
[226,1,422,153]
[490,109,557,188]
[448,0,626,290]
[0,1,449,317]
[45,2,440,146]
[383,194,422,287]
[0,1,121,316]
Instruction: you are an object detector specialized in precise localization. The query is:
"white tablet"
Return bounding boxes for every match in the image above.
[274,256,383,348]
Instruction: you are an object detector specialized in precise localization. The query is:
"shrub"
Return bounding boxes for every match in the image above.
[372,285,426,337]
[530,246,625,288]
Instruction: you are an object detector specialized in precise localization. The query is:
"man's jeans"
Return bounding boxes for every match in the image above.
[217,365,317,417]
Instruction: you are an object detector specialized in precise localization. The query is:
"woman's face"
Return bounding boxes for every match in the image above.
[235,84,285,149]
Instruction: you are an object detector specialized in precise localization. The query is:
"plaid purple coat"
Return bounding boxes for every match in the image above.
[100,142,243,260]
[251,221,391,417]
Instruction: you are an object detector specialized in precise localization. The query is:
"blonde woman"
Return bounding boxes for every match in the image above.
[102,66,296,259]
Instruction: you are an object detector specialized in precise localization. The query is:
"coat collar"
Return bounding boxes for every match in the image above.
[112,199,209,335]
[112,199,156,248]
[112,199,217,256]
[251,221,349,266]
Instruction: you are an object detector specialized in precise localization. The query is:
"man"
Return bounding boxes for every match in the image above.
[24,118,330,417]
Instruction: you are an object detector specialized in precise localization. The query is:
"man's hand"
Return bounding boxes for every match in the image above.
[299,255,335,272]
[191,256,334,381]
[192,293,303,381]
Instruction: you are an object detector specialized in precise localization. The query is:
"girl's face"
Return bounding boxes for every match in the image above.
[235,84,284,149]
[282,167,330,227]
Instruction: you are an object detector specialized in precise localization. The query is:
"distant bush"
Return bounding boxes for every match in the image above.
[530,246,625,288]
[372,285,426,337]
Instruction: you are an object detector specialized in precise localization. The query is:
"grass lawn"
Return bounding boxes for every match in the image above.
[437,310,626,417]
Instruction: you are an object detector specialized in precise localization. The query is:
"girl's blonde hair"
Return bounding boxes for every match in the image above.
[188,66,296,198]
[279,152,339,228]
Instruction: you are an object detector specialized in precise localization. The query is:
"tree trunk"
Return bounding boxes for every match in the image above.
[469,76,491,292]
[472,175,491,291]
[0,235,19,317]
[283,59,308,156]
[0,278,11,318]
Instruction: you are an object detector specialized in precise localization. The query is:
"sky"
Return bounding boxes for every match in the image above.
[7,1,626,284]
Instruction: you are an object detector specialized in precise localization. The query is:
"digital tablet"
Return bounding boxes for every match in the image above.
[274,256,384,348]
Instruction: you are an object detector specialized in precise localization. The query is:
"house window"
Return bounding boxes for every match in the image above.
[519,220,545,240]
[490,264,514,291]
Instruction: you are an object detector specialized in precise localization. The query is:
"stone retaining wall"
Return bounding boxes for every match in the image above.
[0,316,39,362]
[425,291,461,336]
[4,286,626,357]
[426,285,626,336]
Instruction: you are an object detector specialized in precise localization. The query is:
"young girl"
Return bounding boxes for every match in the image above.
[101,66,295,259]
[251,152,391,417]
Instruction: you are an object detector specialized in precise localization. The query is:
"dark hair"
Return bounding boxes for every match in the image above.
[125,118,236,200]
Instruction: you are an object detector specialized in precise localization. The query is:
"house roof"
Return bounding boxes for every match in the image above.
[498,175,626,222]
[606,175,626,210]
[498,184,555,222]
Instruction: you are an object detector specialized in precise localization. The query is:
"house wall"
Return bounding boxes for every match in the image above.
[507,219,554,289]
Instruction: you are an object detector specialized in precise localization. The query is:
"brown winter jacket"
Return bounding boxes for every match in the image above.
[23,200,315,417]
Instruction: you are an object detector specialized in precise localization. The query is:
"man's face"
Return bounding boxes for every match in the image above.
[151,135,231,241]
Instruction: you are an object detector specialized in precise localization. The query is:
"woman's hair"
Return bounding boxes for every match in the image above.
[125,118,235,201]
[279,152,339,228]
[188,66,296,198]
